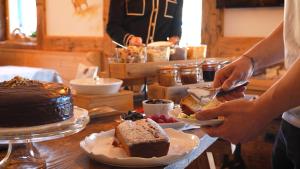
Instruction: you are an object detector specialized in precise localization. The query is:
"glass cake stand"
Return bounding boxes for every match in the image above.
[0,107,89,169]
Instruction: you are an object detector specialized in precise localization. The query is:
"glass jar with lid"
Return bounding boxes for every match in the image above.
[158,65,179,87]
[179,64,201,85]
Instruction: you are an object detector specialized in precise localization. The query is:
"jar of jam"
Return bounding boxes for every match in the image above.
[158,66,179,87]
[201,62,221,82]
[179,64,201,85]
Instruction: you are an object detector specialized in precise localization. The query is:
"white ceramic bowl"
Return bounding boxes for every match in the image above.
[70,78,123,95]
[142,99,174,117]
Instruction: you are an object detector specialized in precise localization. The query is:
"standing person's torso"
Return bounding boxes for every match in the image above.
[123,0,179,44]
[283,0,300,128]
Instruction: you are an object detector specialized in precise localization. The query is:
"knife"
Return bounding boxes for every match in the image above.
[212,81,249,98]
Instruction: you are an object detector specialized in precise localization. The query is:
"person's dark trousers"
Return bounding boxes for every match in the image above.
[272,119,300,169]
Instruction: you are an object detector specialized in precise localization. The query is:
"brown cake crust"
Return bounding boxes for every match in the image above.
[115,119,170,158]
[0,76,73,127]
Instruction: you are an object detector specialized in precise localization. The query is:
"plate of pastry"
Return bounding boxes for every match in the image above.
[168,94,224,127]
[80,119,200,167]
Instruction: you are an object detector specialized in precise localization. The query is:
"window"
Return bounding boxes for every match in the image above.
[180,0,202,46]
[7,0,37,40]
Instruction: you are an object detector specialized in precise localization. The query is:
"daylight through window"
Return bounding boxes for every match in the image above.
[8,0,37,38]
[180,0,202,46]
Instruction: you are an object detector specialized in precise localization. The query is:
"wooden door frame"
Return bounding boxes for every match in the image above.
[0,0,7,41]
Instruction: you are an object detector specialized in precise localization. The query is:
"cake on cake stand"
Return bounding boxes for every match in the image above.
[0,107,89,169]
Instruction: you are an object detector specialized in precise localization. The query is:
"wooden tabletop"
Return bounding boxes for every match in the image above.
[0,116,216,169]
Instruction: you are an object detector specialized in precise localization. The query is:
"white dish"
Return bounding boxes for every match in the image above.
[70,78,123,95]
[158,122,186,129]
[80,128,199,168]
[142,99,174,117]
[168,107,224,127]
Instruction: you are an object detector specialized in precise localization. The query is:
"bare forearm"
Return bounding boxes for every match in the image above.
[244,22,284,71]
[254,57,300,118]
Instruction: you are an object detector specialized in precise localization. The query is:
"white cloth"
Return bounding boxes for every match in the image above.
[282,0,300,128]
[0,66,63,83]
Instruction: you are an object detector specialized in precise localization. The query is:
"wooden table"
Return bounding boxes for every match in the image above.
[0,116,216,169]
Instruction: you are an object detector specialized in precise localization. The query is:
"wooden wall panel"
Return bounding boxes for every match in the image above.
[214,37,262,58]
[0,49,101,84]
[0,0,264,83]
[202,0,263,58]
[0,0,115,75]
[36,0,45,49]
[0,0,6,41]
[202,0,224,58]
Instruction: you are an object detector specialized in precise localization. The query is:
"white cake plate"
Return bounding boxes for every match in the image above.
[0,107,89,169]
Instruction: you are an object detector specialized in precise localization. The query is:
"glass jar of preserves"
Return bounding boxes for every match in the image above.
[158,66,179,87]
[201,62,221,82]
[179,64,201,85]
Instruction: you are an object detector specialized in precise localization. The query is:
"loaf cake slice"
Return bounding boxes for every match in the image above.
[114,118,170,158]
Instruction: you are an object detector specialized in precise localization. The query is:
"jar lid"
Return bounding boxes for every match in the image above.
[159,65,179,70]
[179,64,198,69]
[202,62,220,69]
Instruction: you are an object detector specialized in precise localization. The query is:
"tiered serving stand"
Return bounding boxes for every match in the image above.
[0,107,89,169]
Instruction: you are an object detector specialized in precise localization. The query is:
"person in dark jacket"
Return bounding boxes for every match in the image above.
[106,0,183,46]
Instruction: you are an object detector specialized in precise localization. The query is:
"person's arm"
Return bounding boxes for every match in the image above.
[254,57,300,118]
[243,22,284,71]
[196,57,300,144]
[106,0,142,46]
[213,22,284,90]
[169,0,183,41]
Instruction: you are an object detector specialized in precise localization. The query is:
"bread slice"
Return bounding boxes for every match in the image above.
[115,118,170,158]
[180,94,203,115]
[180,94,221,115]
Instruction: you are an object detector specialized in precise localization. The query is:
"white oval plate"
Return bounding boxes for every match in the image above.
[159,121,186,129]
[168,107,224,127]
[80,128,199,168]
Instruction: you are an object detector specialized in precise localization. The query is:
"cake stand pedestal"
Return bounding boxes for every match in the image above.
[0,142,45,169]
[0,107,89,169]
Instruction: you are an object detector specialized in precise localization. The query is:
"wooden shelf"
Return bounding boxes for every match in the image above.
[247,77,279,95]
[73,90,134,112]
[109,59,200,79]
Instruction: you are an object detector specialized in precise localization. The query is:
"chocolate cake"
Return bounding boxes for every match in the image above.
[0,76,73,127]
[114,118,170,158]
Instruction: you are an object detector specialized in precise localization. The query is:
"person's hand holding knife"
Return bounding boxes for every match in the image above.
[195,56,268,144]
